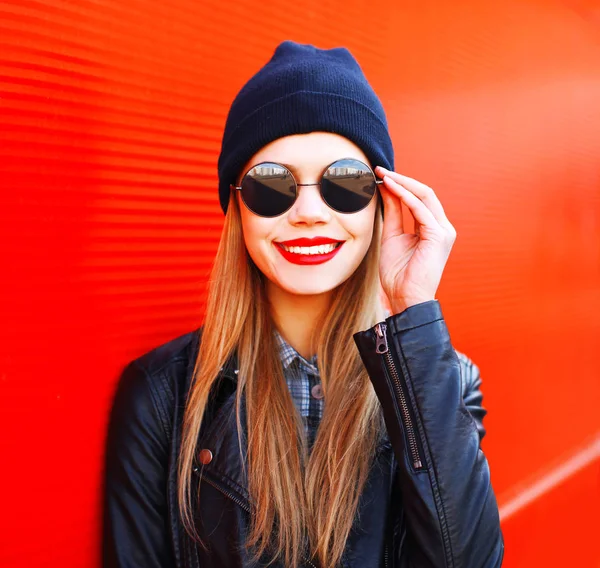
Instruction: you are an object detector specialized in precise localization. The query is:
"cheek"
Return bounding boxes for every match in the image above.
[343,206,378,270]
[239,210,276,269]
[347,204,377,246]
[239,196,261,245]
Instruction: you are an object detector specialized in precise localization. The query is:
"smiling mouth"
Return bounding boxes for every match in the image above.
[277,242,342,255]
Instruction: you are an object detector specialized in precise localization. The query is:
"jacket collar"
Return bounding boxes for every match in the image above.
[190,326,392,512]
[220,351,240,383]
[188,326,239,383]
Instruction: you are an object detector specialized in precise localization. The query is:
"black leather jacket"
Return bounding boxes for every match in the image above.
[103,300,504,567]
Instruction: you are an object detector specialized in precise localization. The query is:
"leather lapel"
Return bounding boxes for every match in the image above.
[195,355,250,506]
[193,346,394,520]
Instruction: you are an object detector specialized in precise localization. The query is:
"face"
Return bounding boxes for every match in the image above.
[236,132,378,297]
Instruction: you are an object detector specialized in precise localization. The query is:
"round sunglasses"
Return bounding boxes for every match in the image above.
[230,158,383,218]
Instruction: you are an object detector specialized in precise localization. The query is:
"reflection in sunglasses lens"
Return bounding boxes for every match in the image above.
[322,159,376,213]
[240,159,376,217]
[242,163,296,217]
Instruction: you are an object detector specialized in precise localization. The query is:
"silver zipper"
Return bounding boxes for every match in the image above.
[384,542,390,567]
[375,323,423,470]
[202,474,251,514]
[199,472,318,568]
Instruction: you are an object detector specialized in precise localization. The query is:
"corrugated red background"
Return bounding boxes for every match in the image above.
[1,0,599,566]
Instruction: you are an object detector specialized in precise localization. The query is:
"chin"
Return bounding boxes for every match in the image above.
[273,273,351,296]
[282,284,336,296]
[255,250,366,298]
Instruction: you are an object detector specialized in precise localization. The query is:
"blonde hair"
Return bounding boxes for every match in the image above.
[179,191,386,568]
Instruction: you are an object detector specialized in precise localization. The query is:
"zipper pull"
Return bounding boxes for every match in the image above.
[375,323,389,354]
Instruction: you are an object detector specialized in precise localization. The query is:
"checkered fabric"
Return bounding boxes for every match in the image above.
[274,329,324,450]
[273,325,479,456]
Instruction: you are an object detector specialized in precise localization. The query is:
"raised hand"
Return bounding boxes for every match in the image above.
[375,166,457,315]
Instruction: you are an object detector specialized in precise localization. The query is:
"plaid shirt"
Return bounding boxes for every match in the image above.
[274,330,324,451]
[273,318,477,455]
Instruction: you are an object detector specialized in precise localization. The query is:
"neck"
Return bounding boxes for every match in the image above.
[267,282,332,361]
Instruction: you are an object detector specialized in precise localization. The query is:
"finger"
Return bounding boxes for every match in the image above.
[379,182,404,237]
[376,167,451,227]
[382,175,440,234]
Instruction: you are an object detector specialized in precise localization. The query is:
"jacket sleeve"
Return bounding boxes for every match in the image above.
[353,301,503,568]
[455,350,487,443]
[102,360,175,568]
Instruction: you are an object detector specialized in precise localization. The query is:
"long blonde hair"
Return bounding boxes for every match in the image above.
[179,191,386,568]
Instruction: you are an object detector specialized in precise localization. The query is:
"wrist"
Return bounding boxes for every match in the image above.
[389,297,436,315]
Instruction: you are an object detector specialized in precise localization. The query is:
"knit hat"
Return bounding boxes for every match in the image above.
[217,40,394,214]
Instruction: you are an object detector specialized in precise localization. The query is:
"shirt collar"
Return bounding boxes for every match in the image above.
[274,329,319,374]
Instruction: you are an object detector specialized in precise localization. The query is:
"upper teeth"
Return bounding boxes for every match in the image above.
[280,243,339,255]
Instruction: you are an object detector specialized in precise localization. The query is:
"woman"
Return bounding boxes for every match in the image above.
[103,41,503,568]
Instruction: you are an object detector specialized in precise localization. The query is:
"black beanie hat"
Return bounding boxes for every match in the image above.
[217,40,395,214]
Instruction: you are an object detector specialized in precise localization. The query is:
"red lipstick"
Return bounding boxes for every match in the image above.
[278,237,340,246]
[274,237,345,266]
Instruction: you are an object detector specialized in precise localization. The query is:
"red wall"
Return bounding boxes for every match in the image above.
[1,0,599,565]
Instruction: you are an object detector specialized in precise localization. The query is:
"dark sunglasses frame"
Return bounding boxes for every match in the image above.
[230,157,383,218]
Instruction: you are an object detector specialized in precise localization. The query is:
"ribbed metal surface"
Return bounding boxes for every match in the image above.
[1,0,599,566]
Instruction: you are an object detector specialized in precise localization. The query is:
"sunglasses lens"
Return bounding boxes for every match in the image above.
[240,163,296,217]
[321,159,377,213]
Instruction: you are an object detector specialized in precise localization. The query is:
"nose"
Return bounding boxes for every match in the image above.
[286,184,331,226]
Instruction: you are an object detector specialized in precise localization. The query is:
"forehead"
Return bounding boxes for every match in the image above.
[241,132,370,178]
